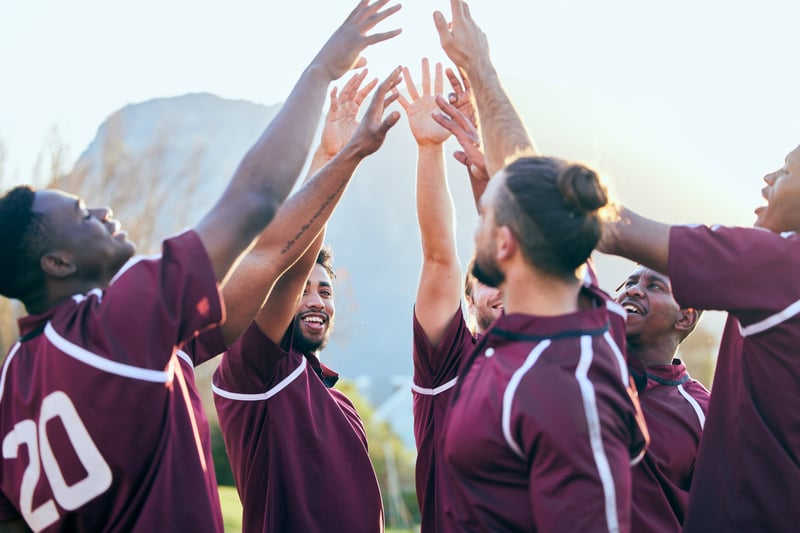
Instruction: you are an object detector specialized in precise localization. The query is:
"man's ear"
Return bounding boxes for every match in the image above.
[675,307,700,334]
[41,252,76,278]
[496,225,517,261]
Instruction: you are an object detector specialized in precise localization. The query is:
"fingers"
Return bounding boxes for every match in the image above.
[402,66,420,101]
[434,62,444,96]
[459,67,471,91]
[354,77,379,106]
[421,58,431,97]
[384,89,400,109]
[396,93,411,111]
[445,67,463,94]
[434,94,476,134]
[328,87,340,114]
[432,10,451,45]
[339,69,368,102]
[366,28,403,46]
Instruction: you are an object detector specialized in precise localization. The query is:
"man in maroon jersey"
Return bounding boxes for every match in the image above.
[212,65,403,531]
[601,144,800,531]
[428,2,648,531]
[616,266,710,531]
[0,1,401,530]
[397,58,503,532]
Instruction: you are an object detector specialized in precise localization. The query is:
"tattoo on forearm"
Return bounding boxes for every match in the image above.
[279,178,348,255]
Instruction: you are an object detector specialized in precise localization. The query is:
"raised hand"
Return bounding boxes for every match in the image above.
[320,70,379,159]
[397,58,451,146]
[313,0,403,81]
[345,67,403,158]
[432,0,491,74]
[445,66,476,126]
[433,94,488,183]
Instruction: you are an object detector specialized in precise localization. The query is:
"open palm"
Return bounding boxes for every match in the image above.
[320,70,378,158]
[399,58,451,146]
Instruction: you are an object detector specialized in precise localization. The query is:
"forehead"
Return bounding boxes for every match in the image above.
[32,189,79,216]
[787,145,800,166]
[628,266,670,285]
[306,263,333,287]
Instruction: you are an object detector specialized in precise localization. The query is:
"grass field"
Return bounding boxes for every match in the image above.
[218,485,417,532]
[219,485,243,532]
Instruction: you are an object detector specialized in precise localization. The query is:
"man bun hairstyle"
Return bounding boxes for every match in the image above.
[0,186,52,300]
[497,157,609,280]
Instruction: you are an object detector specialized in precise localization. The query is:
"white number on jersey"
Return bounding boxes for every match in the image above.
[2,391,112,531]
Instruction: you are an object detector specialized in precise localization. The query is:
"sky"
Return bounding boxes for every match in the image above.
[1,0,799,216]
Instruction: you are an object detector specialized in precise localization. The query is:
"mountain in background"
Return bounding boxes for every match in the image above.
[56,81,725,417]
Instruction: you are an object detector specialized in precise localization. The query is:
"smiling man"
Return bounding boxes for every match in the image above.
[616,266,709,531]
[600,144,800,531]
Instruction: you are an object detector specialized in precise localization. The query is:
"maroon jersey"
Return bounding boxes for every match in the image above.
[442,284,647,532]
[212,322,383,533]
[411,308,475,533]
[629,358,709,532]
[0,231,224,532]
[669,225,800,532]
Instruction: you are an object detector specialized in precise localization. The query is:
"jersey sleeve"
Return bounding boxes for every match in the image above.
[181,325,227,367]
[669,225,800,325]
[214,322,287,393]
[412,307,471,389]
[67,230,224,370]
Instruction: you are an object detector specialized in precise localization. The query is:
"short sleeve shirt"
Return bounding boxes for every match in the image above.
[212,322,383,533]
[0,230,225,532]
[670,225,800,532]
[442,284,647,532]
[412,307,475,533]
[629,358,709,532]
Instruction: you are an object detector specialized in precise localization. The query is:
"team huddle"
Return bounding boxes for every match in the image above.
[0,0,797,531]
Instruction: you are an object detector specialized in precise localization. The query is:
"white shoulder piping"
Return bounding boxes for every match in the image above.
[575,335,620,533]
[411,377,457,396]
[603,331,629,386]
[677,383,706,429]
[0,343,22,403]
[44,322,173,383]
[740,298,800,337]
[212,357,307,402]
[501,340,551,459]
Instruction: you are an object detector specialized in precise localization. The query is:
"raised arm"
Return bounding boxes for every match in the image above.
[433,0,535,176]
[432,69,490,208]
[398,58,461,345]
[598,206,672,275]
[254,68,403,343]
[193,0,401,283]
[216,71,381,345]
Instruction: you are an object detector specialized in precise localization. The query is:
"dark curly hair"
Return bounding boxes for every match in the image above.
[494,156,610,280]
[316,244,336,280]
[0,186,53,300]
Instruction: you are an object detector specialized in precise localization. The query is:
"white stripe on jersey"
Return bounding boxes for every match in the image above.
[176,349,194,368]
[739,298,800,337]
[677,383,706,429]
[575,335,620,533]
[212,356,307,401]
[71,288,103,304]
[411,377,457,396]
[603,331,629,386]
[501,340,551,459]
[44,323,174,383]
[0,342,22,403]
[109,253,162,285]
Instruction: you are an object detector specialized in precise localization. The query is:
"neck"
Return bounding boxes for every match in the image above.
[501,265,582,317]
[27,280,104,316]
[627,335,679,368]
